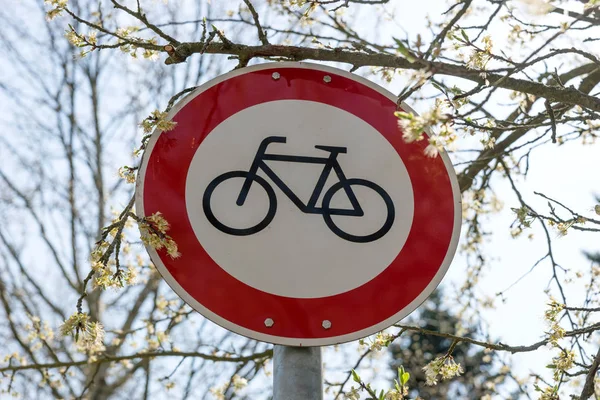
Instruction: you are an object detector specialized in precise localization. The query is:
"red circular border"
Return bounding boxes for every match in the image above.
[142,67,455,340]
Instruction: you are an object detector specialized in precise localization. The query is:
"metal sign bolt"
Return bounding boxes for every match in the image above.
[323,75,332,83]
[322,320,331,329]
[272,72,281,80]
[265,318,275,327]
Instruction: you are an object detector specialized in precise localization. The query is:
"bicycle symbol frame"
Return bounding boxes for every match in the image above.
[202,136,395,243]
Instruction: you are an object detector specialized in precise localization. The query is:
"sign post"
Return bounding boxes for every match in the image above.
[273,346,322,400]
[136,62,461,398]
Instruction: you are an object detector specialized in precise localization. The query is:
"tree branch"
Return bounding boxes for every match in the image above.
[0,349,273,374]
[168,42,600,112]
[579,346,600,399]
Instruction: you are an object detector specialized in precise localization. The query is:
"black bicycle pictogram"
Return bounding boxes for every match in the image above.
[202,136,395,243]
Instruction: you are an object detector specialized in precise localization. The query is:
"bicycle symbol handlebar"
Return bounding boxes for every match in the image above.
[202,136,395,243]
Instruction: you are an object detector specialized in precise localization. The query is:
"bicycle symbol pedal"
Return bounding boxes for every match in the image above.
[202,136,395,243]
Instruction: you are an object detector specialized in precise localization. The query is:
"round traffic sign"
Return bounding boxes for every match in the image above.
[136,62,461,346]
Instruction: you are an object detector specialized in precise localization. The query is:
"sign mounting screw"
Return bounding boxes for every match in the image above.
[264,318,274,327]
[322,320,331,329]
[272,72,280,80]
[323,75,332,83]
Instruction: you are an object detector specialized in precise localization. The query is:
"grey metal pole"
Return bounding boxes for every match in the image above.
[273,345,323,400]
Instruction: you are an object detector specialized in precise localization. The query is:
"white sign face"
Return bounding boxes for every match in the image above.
[186,100,414,298]
[137,62,461,346]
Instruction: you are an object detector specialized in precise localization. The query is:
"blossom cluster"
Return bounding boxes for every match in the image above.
[110,26,161,59]
[395,99,456,158]
[537,299,576,397]
[64,26,98,58]
[60,312,105,353]
[25,315,55,352]
[512,205,536,233]
[45,0,68,21]
[422,355,463,386]
[368,332,395,351]
[89,232,139,290]
[547,216,587,236]
[140,212,181,259]
[550,350,575,381]
[140,110,178,134]
[92,260,138,289]
[544,300,565,345]
[209,375,248,399]
[466,35,493,72]
[65,27,96,48]
[118,166,137,184]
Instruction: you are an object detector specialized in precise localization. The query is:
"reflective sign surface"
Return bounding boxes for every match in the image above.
[136,63,461,346]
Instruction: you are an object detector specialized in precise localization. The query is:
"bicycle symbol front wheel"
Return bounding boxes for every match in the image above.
[322,179,395,243]
[203,171,278,236]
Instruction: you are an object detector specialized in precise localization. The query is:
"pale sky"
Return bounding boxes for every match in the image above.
[1,0,598,398]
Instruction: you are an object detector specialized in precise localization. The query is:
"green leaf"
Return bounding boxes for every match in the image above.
[431,81,446,94]
[401,372,410,386]
[392,37,405,49]
[392,37,416,63]
[460,29,469,43]
[351,369,360,383]
[394,111,413,120]
[379,389,385,400]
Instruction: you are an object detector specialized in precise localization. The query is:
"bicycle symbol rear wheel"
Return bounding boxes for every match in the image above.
[203,171,277,236]
[322,179,395,243]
